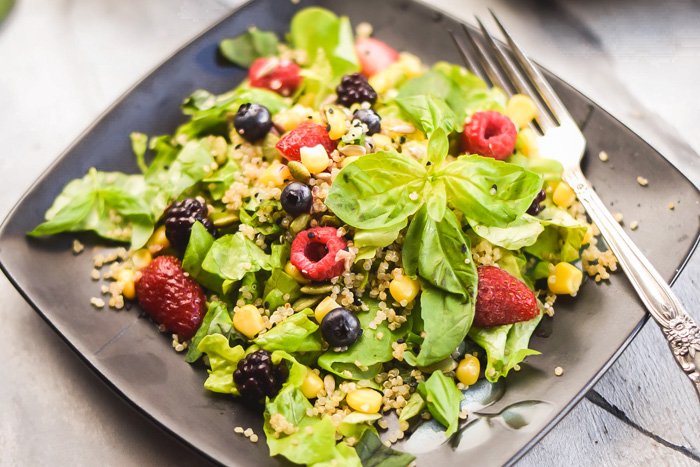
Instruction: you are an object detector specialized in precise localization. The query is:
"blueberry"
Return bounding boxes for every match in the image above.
[353,108,381,135]
[281,182,313,216]
[321,307,362,348]
[526,189,547,215]
[234,103,272,142]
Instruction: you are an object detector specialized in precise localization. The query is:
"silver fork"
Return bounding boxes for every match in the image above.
[451,12,700,398]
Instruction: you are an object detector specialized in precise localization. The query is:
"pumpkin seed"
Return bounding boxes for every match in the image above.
[300,284,335,295]
[288,160,311,183]
[289,214,311,235]
[292,295,323,311]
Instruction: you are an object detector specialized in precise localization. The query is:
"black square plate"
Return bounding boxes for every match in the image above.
[1,0,698,465]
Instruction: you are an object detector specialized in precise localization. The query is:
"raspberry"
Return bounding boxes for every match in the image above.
[462,111,517,160]
[336,73,377,107]
[290,227,347,281]
[355,37,399,77]
[163,198,216,253]
[248,57,301,97]
[233,350,288,403]
[474,266,539,327]
[135,256,206,340]
[275,123,337,161]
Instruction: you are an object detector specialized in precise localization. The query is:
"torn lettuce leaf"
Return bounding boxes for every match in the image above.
[197,334,245,395]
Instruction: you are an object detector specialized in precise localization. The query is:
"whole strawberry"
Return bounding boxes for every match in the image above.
[474,266,539,327]
[135,256,206,340]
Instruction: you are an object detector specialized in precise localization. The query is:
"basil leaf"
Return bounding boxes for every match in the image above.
[469,310,542,383]
[197,334,246,395]
[398,392,426,423]
[394,95,456,136]
[290,7,358,79]
[403,207,477,299]
[202,232,271,282]
[355,430,416,467]
[426,127,449,167]
[417,371,463,436]
[325,152,428,230]
[182,222,224,293]
[219,28,278,68]
[425,178,447,222]
[438,155,542,227]
[469,214,544,251]
[262,269,301,311]
[524,207,587,262]
[186,300,234,363]
[353,220,407,261]
[416,284,475,366]
[255,312,322,353]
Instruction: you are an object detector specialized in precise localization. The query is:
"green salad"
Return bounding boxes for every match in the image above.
[30,7,612,466]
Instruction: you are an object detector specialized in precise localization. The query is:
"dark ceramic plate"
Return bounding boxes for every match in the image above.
[1,0,698,465]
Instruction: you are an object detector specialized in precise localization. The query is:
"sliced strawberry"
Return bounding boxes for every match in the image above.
[355,37,399,77]
[248,57,301,97]
[290,227,347,281]
[275,122,337,161]
[474,266,539,327]
[135,256,206,340]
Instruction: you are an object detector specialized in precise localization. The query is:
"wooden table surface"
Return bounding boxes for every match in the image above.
[1,0,698,465]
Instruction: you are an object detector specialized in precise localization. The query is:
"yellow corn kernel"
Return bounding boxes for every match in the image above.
[325,106,347,140]
[131,249,152,270]
[301,369,324,399]
[370,133,394,151]
[259,162,291,187]
[300,144,330,174]
[346,388,382,414]
[233,304,266,339]
[456,355,481,386]
[548,262,583,296]
[368,64,404,94]
[582,224,594,245]
[117,269,136,300]
[398,52,424,78]
[389,275,420,304]
[553,182,576,209]
[273,104,317,132]
[505,94,538,129]
[284,262,310,284]
[146,225,170,254]
[315,296,340,323]
[516,128,540,158]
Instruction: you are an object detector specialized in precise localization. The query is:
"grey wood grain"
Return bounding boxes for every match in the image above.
[0,0,698,465]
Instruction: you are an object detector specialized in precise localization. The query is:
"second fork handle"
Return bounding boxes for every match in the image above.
[564,166,700,400]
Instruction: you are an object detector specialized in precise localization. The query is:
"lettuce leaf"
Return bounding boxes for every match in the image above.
[197,334,245,395]
[355,430,416,467]
[182,222,225,293]
[202,232,271,284]
[186,300,240,363]
[417,371,463,436]
[469,214,544,251]
[254,312,323,353]
[219,28,278,67]
[524,207,587,262]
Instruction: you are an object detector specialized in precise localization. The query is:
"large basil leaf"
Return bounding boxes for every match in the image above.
[437,155,542,227]
[402,206,477,299]
[325,152,428,229]
[202,232,271,283]
[394,94,457,136]
[219,28,278,67]
[355,430,416,467]
[417,371,463,436]
[416,284,475,367]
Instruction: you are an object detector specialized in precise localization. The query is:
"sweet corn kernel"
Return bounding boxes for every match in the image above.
[233,304,266,339]
[456,355,480,386]
[389,275,420,304]
[146,225,170,254]
[259,162,291,187]
[300,144,330,174]
[548,262,583,296]
[131,249,152,270]
[368,65,404,94]
[301,369,324,399]
[516,128,540,158]
[273,104,317,132]
[117,269,136,300]
[315,296,340,323]
[398,52,424,78]
[552,182,576,208]
[505,94,539,129]
[370,133,394,151]
[284,262,310,284]
[325,106,347,140]
[346,388,382,414]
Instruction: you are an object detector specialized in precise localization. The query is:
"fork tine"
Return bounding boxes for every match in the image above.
[448,29,486,81]
[460,22,511,93]
[474,17,556,131]
[488,9,573,124]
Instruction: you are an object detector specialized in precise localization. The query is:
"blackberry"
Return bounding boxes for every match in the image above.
[163,198,215,252]
[526,189,547,215]
[336,73,377,107]
[233,350,288,402]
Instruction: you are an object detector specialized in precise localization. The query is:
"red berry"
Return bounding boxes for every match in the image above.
[248,57,301,97]
[462,111,517,160]
[290,227,347,281]
[474,266,539,328]
[135,256,206,340]
[275,122,337,161]
[355,37,399,77]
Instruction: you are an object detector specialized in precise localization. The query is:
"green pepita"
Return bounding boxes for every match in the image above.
[292,295,323,311]
[289,214,310,235]
[299,284,334,295]
[288,160,311,183]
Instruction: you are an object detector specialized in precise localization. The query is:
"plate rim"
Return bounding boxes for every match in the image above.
[1,0,699,465]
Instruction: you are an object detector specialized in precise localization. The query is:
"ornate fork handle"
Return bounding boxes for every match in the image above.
[565,166,700,398]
